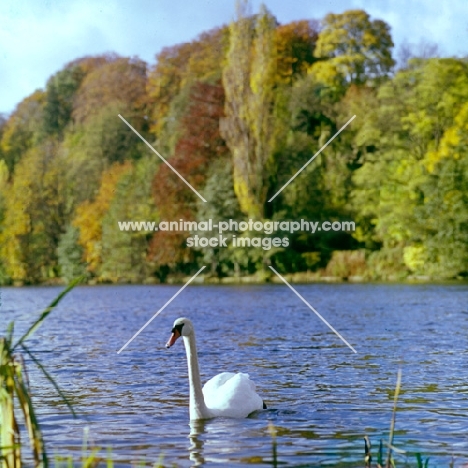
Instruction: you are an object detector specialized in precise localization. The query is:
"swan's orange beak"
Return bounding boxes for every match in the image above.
[166,328,181,348]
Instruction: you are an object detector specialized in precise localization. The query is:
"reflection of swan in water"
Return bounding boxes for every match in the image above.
[188,419,206,466]
[166,317,266,419]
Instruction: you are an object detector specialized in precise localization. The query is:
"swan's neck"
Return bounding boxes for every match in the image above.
[183,333,212,419]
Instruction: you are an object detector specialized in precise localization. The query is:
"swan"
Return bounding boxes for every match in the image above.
[166,317,266,420]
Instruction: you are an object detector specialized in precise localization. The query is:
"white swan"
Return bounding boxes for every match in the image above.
[166,317,266,420]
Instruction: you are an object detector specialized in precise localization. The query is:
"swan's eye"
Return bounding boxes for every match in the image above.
[172,323,184,334]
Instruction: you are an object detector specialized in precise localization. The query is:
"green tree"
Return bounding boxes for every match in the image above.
[42,64,85,138]
[313,9,395,86]
[0,91,45,173]
[352,58,468,278]
[57,224,88,281]
[61,100,147,209]
[73,161,132,277]
[194,157,242,276]
[414,99,468,277]
[0,140,67,282]
[101,156,158,282]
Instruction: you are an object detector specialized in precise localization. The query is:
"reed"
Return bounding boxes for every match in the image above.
[268,421,278,467]
[364,369,431,468]
[0,277,82,468]
[54,448,167,468]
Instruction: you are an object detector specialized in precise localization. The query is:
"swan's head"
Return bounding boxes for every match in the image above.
[166,317,194,348]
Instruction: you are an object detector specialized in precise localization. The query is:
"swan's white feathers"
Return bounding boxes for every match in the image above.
[202,372,263,418]
[168,317,265,419]
[202,372,237,396]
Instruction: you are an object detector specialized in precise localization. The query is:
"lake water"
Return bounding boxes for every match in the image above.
[1,283,468,467]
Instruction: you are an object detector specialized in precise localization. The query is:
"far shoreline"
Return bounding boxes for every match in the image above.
[4,273,468,288]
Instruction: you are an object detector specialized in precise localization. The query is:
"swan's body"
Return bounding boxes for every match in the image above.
[166,317,265,420]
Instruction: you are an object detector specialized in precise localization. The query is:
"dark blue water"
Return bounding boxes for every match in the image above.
[1,283,468,467]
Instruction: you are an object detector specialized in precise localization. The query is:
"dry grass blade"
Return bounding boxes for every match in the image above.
[12,359,47,467]
[0,338,21,468]
[268,422,278,468]
[385,368,402,468]
[5,323,14,347]
[12,276,84,351]
[364,435,372,467]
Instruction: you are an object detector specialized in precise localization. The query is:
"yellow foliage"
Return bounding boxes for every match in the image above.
[403,245,426,273]
[313,9,394,85]
[232,168,262,219]
[425,102,468,172]
[222,5,276,219]
[0,154,34,280]
[0,91,45,170]
[0,141,68,281]
[308,61,345,89]
[0,159,8,189]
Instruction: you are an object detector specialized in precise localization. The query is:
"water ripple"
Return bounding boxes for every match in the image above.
[1,283,468,466]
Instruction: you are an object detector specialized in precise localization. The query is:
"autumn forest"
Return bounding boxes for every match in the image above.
[0,7,467,285]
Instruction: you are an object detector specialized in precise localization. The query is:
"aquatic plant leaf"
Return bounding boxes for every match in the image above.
[0,338,21,468]
[6,322,14,347]
[20,343,76,417]
[13,358,47,467]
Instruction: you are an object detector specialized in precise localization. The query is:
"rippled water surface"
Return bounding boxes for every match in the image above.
[2,283,468,467]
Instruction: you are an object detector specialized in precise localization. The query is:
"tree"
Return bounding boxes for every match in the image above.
[194,157,242,276]
[276,20,319,84]
[352,58,468,278]
[415,99,468,277]
[73,161,132,277]
[268,73,361,271]
[0,159,8,283]
[101,156,158,282]
[221,3,277,218]
[73,55,147,126]
[42,64,85,138]
[60,55,150,211]
[150,81,228,271]
[313,9,395,86]
[0,91,45,174]
[0,140,67,282]
[57,224,88,281]
[147,27,227,139]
